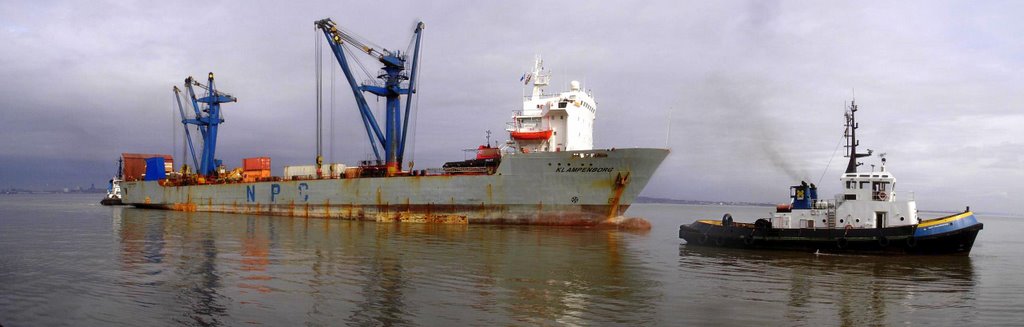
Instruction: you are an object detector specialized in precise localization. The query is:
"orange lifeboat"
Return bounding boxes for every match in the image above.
[510,130,553,140]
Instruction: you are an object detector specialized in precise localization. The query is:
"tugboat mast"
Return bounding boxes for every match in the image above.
[844,99,873,173]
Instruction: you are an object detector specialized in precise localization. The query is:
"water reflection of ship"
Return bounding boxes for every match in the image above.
[115,208,227,326]
[114,208,660,325]
[679,246,976,324]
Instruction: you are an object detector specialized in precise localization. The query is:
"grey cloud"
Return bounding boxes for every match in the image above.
[0,0,1021,214]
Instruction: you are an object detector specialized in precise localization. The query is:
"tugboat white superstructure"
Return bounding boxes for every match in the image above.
[679,100,983,255]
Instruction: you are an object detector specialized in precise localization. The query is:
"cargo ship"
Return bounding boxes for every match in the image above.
[120,18,669,225]
[678,100,982,255]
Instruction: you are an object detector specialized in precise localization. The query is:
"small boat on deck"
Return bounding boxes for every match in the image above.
[678,100,983,255]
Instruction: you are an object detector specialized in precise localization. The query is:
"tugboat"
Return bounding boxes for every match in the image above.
[679,100,983,255]
[100,158,124,206]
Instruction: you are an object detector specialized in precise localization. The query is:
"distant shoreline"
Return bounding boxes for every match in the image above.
[635,196,774,207]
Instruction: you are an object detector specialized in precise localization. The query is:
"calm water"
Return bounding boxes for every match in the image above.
[1,194,1022,326]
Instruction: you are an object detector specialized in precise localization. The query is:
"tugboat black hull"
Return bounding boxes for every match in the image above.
[100,198,123,206]
[679,212,983,255]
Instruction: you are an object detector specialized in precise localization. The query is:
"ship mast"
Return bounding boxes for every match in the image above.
[530,56,549,100]
[844,99,873,173]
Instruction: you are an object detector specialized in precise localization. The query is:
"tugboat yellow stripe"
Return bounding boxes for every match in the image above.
[697,219,722,226]
[918,211,973,228]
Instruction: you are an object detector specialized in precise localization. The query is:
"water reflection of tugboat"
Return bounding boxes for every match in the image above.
[679,100,983,255]
[101,158,124,206]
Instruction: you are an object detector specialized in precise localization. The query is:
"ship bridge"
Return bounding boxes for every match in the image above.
[840,171,896,202]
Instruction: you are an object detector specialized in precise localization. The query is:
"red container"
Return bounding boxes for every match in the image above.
[243,157,271,171]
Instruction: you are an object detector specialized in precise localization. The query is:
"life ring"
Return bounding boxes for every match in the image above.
[877,236,890,247]
[699,233,709,244]
[877,192,888,201]
[714,237,726,246]
[755,218,771,230]
[906,236,918,248]
[836,237,849,249]
[844,224,854,237]
[743,236,756,246]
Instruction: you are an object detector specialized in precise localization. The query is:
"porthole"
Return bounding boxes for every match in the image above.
[900,217,905,221]
[822,219,826,223]
[558,163,561,166]
[548,163,552,166]
[840,219,845,223]
[855,219,860,223]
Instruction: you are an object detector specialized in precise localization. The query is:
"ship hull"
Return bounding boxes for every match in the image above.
[679,212,983,255]
[122,148,668,225]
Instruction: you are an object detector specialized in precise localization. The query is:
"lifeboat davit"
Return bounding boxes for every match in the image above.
[510,130,553,140]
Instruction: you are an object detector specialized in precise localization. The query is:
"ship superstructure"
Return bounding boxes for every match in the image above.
[119,18,669,226]
[508,57,596,153]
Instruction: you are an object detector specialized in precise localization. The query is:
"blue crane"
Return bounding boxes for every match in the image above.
[172,72,237,176]
[314,18,424,176]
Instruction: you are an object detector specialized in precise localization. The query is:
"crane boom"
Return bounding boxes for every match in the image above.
[173,85,200,170]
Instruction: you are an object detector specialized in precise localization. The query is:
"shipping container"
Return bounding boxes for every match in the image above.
[122,153,173,181]
[242,157,271,171]
[144,157,167,180]
[326,163,347,178]
[283,165,317,179]
[344,167,361,179]
[242,169,271,183]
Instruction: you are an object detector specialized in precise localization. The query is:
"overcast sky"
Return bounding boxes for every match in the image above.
[1,1,1021,214]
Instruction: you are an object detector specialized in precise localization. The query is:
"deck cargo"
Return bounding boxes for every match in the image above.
[121,153,173,181]
[243,157,271,171]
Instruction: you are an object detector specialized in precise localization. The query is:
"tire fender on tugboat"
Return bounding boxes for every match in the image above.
[743,234,756,246]
[836,237,849,249]
[906,236,918,247]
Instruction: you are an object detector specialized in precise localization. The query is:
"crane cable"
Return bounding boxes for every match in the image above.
[171,92,176,171]
[315,29,323,163]
[330,54,336,165]
[341,43,376,86]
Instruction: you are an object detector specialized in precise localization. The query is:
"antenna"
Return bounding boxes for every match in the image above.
[843,98,872,173]
[879,152,887,172]
[666,108,673,149]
